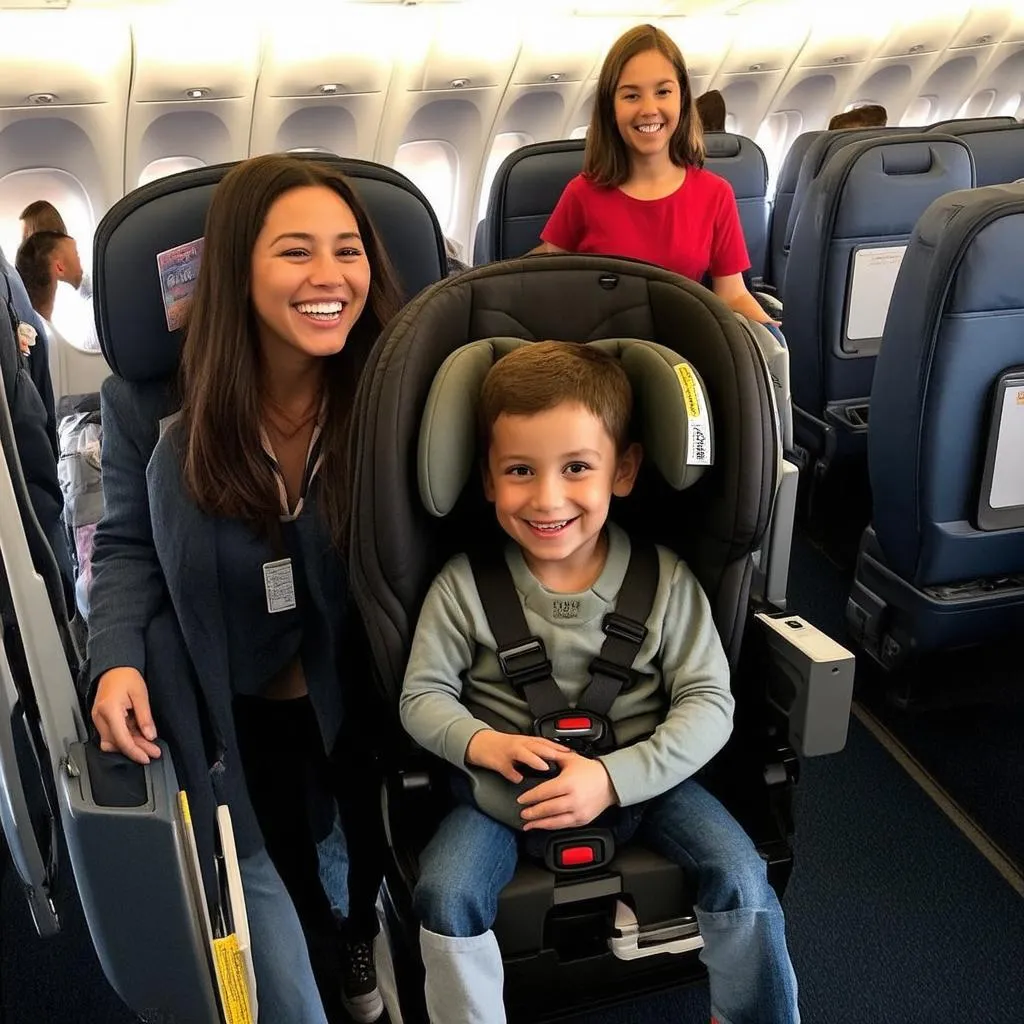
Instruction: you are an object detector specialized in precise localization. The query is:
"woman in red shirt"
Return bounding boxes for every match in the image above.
[535,24,778,328]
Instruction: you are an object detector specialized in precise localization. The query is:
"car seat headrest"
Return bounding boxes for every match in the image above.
[418,337,714,517]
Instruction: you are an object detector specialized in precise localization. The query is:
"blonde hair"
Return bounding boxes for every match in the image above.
[584,24,705,188]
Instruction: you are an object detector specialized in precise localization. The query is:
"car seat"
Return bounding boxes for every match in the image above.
[348,253,802,1021]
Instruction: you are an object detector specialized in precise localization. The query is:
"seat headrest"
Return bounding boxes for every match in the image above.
[704,132,742,159]
[418,337,714,517]
[93,154,447,384]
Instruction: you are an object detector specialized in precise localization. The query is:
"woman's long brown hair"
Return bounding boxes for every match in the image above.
[584,24,706,188]
[179,154,402,549]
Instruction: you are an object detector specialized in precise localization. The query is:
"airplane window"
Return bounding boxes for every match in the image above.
[394,140,459,234]
[958,89,996,119]
[724,114,738,134]
[138,156,206,188]
[755,111,803,197]
[901,96,935,127]
[996,92,1022,118]
[477,132,533,222]
[569,125,589,140]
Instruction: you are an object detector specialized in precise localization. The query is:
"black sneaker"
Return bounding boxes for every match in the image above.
[340,934,384,1023]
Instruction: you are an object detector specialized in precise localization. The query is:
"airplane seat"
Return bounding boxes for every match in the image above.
[472,217,490,266]
[926,115,1017,133]
[1,261,227,1018]
[847,181,1024,668]
[779,126,920,297]
[782,133,974,482]
[480,139,585,263]
[348,254,804,1021]
[703,131,770,284]
[926,121,1024,186]
[766,130,823,291]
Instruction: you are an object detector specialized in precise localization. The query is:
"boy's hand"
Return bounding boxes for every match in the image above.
[517,752,617,830]
[465,729,572,783]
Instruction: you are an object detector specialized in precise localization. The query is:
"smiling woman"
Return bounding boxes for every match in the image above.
[85,154,401,1024]
[532,23,778,327]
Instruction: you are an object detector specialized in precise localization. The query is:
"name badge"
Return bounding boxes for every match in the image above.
[263,558,296,614]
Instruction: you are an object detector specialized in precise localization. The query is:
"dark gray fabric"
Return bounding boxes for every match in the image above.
[926,115,1016,133]
[704,133,770,281]
[780,126,920,286]
[766,131,822,290]
[783,134,974,424]
[482,139,585,262]
[349,255,778,704]
[93,156,447,383]
[927,122,1024,187]
[867,182,1024,586]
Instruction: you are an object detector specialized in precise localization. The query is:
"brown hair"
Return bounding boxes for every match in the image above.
[20,200,67,235]
[15,230,68,311]
[584,23,705,187]
[179,154,402,549]
[479,342,633,453]
[696,89,726,133]
[828,105,887,131]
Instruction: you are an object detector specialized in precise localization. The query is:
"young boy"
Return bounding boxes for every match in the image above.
[400,342,800,1024]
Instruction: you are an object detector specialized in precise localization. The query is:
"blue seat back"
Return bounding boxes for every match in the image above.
[784,133,974,418]
[928,121,1024,186]
[869,182,1024,586]
[927,115,1016,133]
[780,126,921,295]
[703,132,770,281]
[94,155,447,383]
[767,131,822,290]
[481,139,585,263]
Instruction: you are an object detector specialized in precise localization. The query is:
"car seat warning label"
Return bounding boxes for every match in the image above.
[674,363,712,467]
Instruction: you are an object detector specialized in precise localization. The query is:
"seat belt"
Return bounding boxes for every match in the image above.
[468,541,660,750]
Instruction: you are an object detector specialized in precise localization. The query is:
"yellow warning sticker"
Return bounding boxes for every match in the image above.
[674,363,712,467]
[212,935,255,1024]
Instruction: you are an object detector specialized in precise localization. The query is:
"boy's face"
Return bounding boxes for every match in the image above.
[484,402,641,585]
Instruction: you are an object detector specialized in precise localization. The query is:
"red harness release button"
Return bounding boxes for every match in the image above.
[559,845,596,867]
[556,715,593,732]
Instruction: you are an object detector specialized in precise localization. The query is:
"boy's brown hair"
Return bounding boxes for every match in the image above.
[696,89,726,133]
[479,342,633,452]
[584,23,705,188]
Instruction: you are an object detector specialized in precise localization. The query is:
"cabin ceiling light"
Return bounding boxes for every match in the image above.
[908,44,925,54]
[830,55,848,65]
[547,73,563,83]
[976,34,992,45]
[28,92,57,105]
[185,88,210,99]
[451,78,469,89]
[317,83,340,95]
[748,63,763,72]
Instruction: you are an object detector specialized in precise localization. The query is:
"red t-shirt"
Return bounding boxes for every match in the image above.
[540,167,750,282]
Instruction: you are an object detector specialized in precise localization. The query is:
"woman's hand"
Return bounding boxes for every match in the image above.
[91,667,162,764]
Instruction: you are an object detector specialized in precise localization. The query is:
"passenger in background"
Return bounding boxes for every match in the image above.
[445,236,470,276]
[828,104,887,130]
[16,230,68,324]
[532,24,779,329]
[19,200,99,354]
[2,241,56,448]
[86,155,397,1023]
[696,88,726,132]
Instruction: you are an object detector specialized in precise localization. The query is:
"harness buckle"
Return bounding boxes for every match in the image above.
[534,710,611,754]
[496,637,553,689]
[541,828,616,874]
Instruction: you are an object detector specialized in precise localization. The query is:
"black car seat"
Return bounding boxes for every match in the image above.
[348,253,800,1021]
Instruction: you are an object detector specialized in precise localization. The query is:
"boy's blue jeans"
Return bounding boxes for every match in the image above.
[413,777,800,1024]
